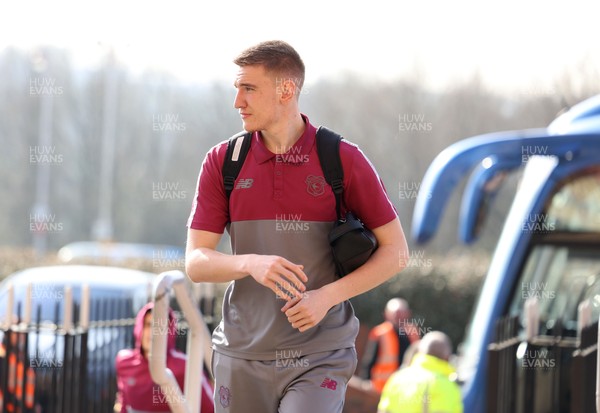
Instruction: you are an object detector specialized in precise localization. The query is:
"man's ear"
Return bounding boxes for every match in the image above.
[278,77,298,102]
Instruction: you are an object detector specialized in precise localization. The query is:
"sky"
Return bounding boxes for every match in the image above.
[1,0,599,94]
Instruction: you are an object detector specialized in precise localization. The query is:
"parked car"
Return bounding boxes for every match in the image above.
[57,241,184,266]
[0,264,155,322]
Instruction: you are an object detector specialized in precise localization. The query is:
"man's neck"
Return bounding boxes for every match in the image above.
[261,113,306,154]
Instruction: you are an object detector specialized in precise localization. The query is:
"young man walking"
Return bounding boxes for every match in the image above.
[186,40,408,413]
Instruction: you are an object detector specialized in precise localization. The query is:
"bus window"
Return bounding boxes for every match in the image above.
[508,245,600,336]
[507,170,600,336]
[546,170,600,233]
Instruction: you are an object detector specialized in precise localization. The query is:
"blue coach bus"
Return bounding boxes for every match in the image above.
[412,94,600,412]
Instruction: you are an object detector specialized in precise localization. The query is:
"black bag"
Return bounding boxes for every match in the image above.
[222,126,378,277]
[328,212,378,276]
[316,126,378,276]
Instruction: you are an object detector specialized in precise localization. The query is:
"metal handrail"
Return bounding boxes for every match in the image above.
[149,270,211,413]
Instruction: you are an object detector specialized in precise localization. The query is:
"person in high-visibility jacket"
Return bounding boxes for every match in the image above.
[377,331,463,413]
[359,298,420,393]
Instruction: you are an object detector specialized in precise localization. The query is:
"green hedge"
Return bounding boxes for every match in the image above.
[350,250,489,351]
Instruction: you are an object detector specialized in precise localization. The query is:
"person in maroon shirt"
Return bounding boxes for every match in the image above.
[115,302,214,413]
[186,40,409,413]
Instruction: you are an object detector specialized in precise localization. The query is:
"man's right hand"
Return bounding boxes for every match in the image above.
[244,254,308,300]
[186,229,307,300]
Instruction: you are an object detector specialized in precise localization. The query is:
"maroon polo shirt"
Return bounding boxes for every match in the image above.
[188,115,397,360]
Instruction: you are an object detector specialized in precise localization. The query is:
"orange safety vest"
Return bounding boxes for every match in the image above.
[6,336,17,413]
[369,321,420,393]
[369,321,400,393]
[3,332,36,412]
[25,367,35,409]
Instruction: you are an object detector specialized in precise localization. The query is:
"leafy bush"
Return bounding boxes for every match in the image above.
[350,249,490,351]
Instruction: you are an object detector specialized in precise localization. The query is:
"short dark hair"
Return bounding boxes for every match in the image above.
[234,40,305,90]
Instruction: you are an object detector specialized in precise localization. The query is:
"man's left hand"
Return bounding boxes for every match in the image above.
[281,289,332,332]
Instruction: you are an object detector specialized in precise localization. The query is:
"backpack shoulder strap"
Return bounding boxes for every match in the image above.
[222,131,253,200]
[316,126,344,220]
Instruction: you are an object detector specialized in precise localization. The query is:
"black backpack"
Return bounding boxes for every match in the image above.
[221,126,377,276]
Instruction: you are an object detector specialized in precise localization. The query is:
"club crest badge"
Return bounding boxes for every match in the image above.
[305,175,326,197]
[219,385,232,408]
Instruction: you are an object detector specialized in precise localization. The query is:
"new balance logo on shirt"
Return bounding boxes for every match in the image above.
[235,178,254,189]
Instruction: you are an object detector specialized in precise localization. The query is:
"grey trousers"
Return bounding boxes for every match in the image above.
[212,347,357,413]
